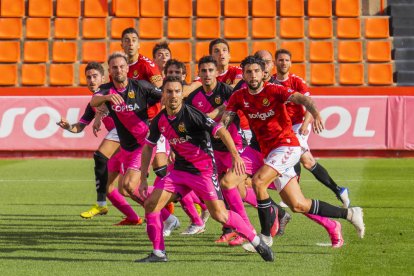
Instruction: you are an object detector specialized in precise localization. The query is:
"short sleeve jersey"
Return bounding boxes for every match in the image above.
[186,82,243,152]
[128,54,163,120]
[146,104,222,175]
[226,82,300,157]
[79,103,115,132]
[216,66,243,85]
[271,73,310,125]
[94,79,162,151]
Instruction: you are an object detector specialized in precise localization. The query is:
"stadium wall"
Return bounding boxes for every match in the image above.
[0,87,413,158]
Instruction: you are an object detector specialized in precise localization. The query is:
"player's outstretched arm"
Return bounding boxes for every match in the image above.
[139,144,154,199]
[183,81,202,98]
[220,110,236,129]
[289,93,324,134]
[216,127,245,176]
[56,117,86,133]
[207,105,226,120]
[90,94,124,107]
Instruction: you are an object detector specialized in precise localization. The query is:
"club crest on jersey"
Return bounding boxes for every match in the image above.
[226,79,232,85]
[128,90,135,98]
[263,98,270,106]
[133,70,138,77]
[178,122,186,133]
[214,96,221,105]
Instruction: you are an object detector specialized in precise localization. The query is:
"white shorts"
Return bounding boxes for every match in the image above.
[155,135,169,155]
[104,128,120,142]
[292,123,311,154]
[264,146,301,192]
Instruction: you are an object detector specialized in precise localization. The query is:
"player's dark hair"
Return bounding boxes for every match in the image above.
[85,62,104,76]
[121,27,139,39]
[162,75,184,89]
[240,55,266,72]
[198,55,217,69]
[152,41,171,59]
[164,59,187,76]
[107,51,128,65]
[209,38,230,54]
[275,48,292,60]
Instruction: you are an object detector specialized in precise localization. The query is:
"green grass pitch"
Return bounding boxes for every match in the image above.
[0,158,413,275]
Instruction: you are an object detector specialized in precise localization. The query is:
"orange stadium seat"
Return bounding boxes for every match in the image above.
[140,0,164,17]
[24,41,49,63]
[52,41,77,63]
[0,41,20,62]
[169,42,192,62]
[251,41,277,56]
[339,63,364,85]
[109,41,122,54]
[82,41,107,62]
[197,0,220,17]
[56,0,81,17]
[252,18,276,39]
[309,41,334,62]
[0,18,22,39]
[337,40,363,62]
[196,18,220,39]
[365,17,390,38]
[1,0,25,17]
[54,18,79,39]
[366,41,392,62]
[168,0,192,17]
[310,63,335,85]
[252,0,276,17]
[308,18,332,39]
[368,63,393,85]
[111,18,136,39]
[139,41,157,58]
[0,65,17,85]
[168,18,192,39]
[196,41,210,60]
[280,18,304,39]
[308,0,332,17]
[26,18,50,39]
[228,42,248,63]
[185,63,192,83]
[50,64,74,86]
[280,0,304,17]
[82,18,107,39]
[337,18,361,39]
[139,18,163,39]
[224,0,248,17]
[224,18,248,39]
[84,0,108,17]
[280,41,305,62]
[336,0,360,17]
[29,0,53,17]
[290,63,306,80]
[79,63,88,85]
[113,0,139,17]
[22,64,47,86]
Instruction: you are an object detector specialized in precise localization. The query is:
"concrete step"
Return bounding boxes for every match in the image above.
[396,83,414,86]
[394,37,414,48]
[388,0,414,4]
[393,27,414,36]
[395,61,414,71]
[394,49,414,60]
[392,18,414,28]
[391,4,414,18]
[396,71,414,83]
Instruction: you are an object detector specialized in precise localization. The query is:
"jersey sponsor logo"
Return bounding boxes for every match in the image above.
[128,90,135,98]
[263,98,270,107]
[214,96,221,105]
[112,103,140,112]
[248,109,275,120]
[150,74,163,84]
[168,135,191,145]
[178,122,186,133]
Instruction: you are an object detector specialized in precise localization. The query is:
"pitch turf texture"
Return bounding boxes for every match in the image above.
[0,158,413,275]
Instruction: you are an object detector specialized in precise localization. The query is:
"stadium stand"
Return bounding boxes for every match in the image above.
[0,0,397,86]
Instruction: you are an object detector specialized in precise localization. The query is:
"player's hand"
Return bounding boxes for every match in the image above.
[312,114,324,134]
[232,154,246,176]
[106,94,124,105]
[56,117,70,130]
[138,178,149,200]
[92,119,101,137]
[168,151,175,165]
[299,124,309,136]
